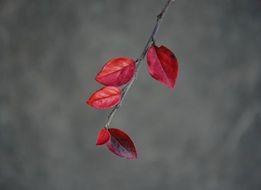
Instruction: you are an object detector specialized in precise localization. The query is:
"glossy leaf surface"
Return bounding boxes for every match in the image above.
[106,128,137,160]
[96,57,136,86]
[96,128,110,145]
[146,44,178,88]
[87,86,121,109]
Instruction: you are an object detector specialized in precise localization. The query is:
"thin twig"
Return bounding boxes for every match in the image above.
[105,0,175,128]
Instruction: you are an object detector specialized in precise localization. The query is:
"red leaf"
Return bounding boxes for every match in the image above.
[96,128,110,145]
[87,86,121,109]
[96,57,136,86]
[106,128,137,160]
[146,44,178,88]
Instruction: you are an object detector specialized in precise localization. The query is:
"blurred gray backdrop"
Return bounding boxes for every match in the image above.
[1,0,261,190]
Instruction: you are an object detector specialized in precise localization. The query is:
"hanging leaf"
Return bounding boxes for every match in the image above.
[146,44,178,88]
[96,128,110,145]
[106,128,137,160]
[96,57,136,86]
[87,86,121,109]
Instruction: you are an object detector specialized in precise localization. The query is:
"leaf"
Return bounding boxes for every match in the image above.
[87,86,121,109]
[106,128,137,160]
[96,57,136,86]
[96,128,110,145]
[146,44,178,88]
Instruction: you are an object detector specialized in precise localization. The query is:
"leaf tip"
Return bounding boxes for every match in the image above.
[128,151,138,160]
[86,98,91,106]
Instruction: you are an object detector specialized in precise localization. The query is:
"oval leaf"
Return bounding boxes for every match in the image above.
[87,86,121,109]
[96,57,136,86]
[106,128,137,160]
[146,44,178,88]
[96,128,110,145]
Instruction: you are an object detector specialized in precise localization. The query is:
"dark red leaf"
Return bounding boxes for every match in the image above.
[96,128,110,145]
[96,57,136,86]
[87,86,121,109]
[106,128,137,160]
[146,44,178,88]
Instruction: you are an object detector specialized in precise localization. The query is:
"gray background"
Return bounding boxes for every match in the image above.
[1,0,261,190]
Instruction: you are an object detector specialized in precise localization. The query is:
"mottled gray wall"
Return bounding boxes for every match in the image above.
[1,0,261,190]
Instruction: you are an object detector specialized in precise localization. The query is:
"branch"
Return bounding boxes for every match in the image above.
[105,0,175,128]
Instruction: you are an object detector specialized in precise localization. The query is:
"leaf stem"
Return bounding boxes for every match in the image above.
[105,0,175,128]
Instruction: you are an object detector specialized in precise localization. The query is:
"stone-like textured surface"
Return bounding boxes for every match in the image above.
[0,0,261,190]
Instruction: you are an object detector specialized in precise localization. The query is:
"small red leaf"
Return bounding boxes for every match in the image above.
[106,128,137,160]
[96,57,136,86]
[96,128,110,145]
[87,86,121,109]
[146,44,178,88]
